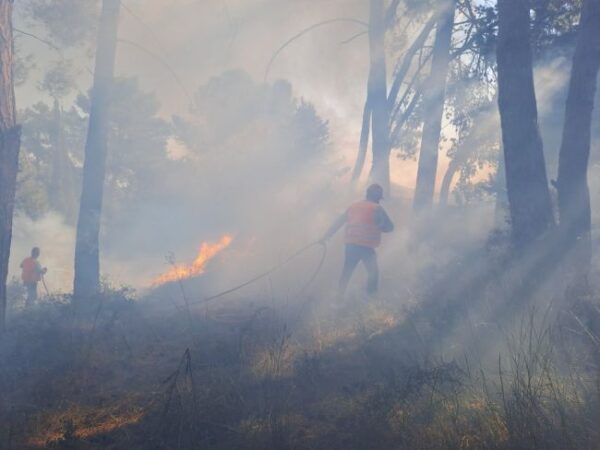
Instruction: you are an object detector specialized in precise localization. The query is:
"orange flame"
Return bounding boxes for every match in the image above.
[153,234,233,286]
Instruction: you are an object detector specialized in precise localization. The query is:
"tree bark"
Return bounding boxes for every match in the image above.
[0,0,20,334]
[412,0,456,212]
[350,88,371,184]
[353,16,434,186]
[494,149,509,230]
[556,0,600,265]
[367,0,391,194]
[439,159,459,207]
[387,16,436,110]
[73,0,120,299]
[48,98,73,219]
[496,0,554,247]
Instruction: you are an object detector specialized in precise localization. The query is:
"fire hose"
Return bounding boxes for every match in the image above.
[188,241,328,307]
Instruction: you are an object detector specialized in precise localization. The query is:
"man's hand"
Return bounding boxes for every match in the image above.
[42,267,48,275]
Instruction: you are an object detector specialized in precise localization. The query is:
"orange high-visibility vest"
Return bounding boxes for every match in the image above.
[345,201,382,248]
[21,257,41,283]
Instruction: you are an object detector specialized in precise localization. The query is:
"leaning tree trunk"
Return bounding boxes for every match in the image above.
[496,0,554,248]
[0,0,20,334]
[367,0,391,194]
[439,159,460,207]
[352,16,435,185]
[73,0,120,299]
[556,0,600,272]
[412,0,455,212]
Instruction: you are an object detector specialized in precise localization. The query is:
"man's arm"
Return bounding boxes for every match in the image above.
[35,261,47,275]
[376,207,394,233]
[321,212,347,242]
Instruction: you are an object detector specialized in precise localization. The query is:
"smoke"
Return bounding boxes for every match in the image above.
[9,212,163,292]
[6,8,600,447]
[8,0,599,321]
[10,212,75,293]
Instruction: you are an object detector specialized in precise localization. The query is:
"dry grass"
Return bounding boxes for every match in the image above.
[1,270,599,450]
[26,399,145,448]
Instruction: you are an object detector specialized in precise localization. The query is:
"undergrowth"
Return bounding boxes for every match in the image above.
[0,274,598,449]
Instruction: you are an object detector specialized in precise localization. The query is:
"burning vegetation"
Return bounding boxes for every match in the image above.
[152,234,233,286]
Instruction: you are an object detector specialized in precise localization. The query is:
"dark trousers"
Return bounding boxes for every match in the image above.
[339,244,379,295]
[25,282,38,307]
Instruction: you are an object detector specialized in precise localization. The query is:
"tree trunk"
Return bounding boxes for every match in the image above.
[439,160,459,207]
[0,0,20,333]
[494,149,509,230]
[352,14,435,184]
[73,0,120,299]
[49,99,69,218]
[496,0,554,247]
[353,4,433,186]
[367,0,391,194]
[350,89,371,184]
[387,16,436,110]
[412,0,456,212]
[556,0,600,261]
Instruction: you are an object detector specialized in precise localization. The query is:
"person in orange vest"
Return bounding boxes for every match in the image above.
[321,183,394,295]
[20,247,47,307]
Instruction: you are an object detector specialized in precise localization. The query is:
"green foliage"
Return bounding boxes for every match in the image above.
[13,46,36,87]
[180,70,329,161]
[40,61,77,100]
[445,70,500,204]
[16,78,172,226]
[22,0,99,47]
[531,0,582,52]
[288,101,329,161]
[18,101,83,222]
[74,77,172,212]
[15,151,48,219]
[175,69,329,169]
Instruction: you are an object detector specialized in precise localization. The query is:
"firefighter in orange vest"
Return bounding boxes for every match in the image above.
[321,184,394,295]
[20,247,47,307]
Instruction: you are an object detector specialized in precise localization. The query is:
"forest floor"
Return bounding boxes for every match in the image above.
[1,238,599,450]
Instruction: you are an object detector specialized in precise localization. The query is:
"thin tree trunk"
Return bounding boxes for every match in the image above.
[387,16,436,109]
[351,89,371,184]
[494,149,509,230]
[367,0,391,194]
[352,10,439,193]
[439,160,459,207]
[49,99,64,213]
[556,0,600,277]
[352,2,428,185]
[49,98,77,222]
[496,0,554,247]
[438,98,498,208]
[412,0,456,212]
[49,98,61,202]
[73,0,120,298]
[389,87,422,144]
[0,0,20,334]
